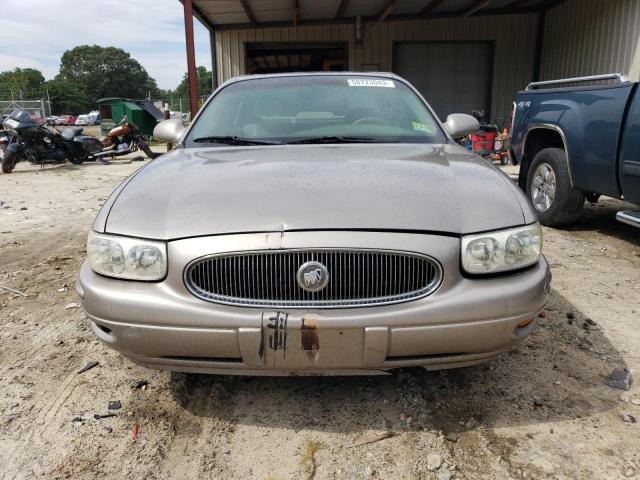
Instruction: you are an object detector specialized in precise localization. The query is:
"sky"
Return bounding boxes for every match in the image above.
[0,0,212,90]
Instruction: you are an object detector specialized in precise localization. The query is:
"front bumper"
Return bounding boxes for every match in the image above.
[77,231,551,375]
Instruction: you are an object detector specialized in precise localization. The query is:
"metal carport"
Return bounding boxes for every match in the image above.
[178,0,640,123]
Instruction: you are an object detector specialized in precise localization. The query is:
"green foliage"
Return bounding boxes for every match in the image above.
[1,46,211,115]
[57,45,160,103]
[173,66,213,98]
[0,68,45,100]
[45,78,89,114]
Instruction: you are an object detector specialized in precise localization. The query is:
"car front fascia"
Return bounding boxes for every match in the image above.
[77,230,550,375]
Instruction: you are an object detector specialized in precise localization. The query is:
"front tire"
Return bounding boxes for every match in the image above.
[526,147,584,227]
[1,144,19,173]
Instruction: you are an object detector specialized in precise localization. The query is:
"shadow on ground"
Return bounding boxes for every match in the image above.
[170,287,625,436]
[564,198,640,246]
[5,157,148,175]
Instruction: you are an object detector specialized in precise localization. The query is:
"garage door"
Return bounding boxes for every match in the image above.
[393,42,494,121]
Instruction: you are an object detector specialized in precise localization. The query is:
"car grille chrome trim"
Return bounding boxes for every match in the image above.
[184,249,442,308]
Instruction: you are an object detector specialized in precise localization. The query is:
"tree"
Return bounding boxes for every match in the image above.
[0,68,45,100]
[174,66,213,99]
[44,78,88,114]
[57,45,160,103]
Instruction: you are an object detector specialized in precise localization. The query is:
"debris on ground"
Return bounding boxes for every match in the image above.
[94,413,116,420]
[300,440,321,480]
[76,361,99,374]
[438,467,453,480]
[0,284,28,297]
[131,420,139,441]
[445,432,459,442]
[64,302,79,310]
[605,368,633,390]
[108,400,122,410]
[347,431,395,448]
[426,452,443,471]
[622,414,637,424]
[133,380,149,390]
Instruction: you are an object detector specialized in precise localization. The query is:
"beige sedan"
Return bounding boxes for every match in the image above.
[77,73,550,375]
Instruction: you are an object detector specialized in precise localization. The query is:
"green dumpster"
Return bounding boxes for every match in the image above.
[97,98,165,137]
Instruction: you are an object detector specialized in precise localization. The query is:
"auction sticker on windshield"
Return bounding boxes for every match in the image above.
[347,79,395,88]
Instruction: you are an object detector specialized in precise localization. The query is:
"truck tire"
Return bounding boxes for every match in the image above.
[526,147,584,227]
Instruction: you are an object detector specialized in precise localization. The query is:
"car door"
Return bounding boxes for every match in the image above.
[619,84,640,204]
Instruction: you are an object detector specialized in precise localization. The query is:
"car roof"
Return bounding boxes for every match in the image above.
[221,71,403,88]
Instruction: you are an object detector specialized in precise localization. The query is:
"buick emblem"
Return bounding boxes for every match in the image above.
[296,261,329,292]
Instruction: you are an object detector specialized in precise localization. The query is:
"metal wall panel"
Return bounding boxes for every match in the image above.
[394,42,494,120]
[214,13,537,123]
[541,0,640,80]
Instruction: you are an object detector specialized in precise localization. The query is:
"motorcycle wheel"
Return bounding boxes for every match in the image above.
[68,148,88,165]
[69,155,87,165]
[1,146,17,173]
[140,143,160,159]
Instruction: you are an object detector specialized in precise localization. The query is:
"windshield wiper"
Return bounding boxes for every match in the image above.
[192,135,282,145]
[286,136,385,145]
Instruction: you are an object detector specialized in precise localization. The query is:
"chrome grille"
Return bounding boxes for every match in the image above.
[184,249,442,308]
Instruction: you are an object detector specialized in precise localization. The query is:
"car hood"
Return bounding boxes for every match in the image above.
[102,144,533,240]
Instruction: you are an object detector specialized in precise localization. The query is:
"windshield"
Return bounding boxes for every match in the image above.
[185,75,447,146]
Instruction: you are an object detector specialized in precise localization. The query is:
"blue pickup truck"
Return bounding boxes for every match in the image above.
[510,73,640,228]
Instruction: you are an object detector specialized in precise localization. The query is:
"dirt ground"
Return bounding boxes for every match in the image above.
[0,155,639,480]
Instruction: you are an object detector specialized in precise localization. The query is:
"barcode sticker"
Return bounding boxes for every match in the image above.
[347,79,395,88]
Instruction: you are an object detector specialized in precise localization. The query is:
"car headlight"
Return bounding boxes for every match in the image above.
[461,223,542,274]
[87,231,167,281]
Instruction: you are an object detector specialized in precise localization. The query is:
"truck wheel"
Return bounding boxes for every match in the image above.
[526,147,584,227]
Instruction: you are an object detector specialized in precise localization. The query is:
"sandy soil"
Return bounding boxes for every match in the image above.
[1,156,639,480]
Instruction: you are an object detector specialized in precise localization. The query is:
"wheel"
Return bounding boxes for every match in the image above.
[140,143,159,159]
[1,146,18,173]
[526,147,584,227]
[67,145,88,165]
[68,153,87,165]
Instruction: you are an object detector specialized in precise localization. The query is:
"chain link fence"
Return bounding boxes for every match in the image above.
[156,96,209,120]
[0,99,52,123]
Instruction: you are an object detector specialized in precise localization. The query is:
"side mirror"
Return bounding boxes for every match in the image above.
[153,119,185,144]
[444,114,480,139]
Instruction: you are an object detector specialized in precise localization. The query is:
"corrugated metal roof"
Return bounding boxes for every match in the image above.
[192,0,556,29]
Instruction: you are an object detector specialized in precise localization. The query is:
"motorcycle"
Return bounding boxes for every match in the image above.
[92,116,159,162]
[0,109,101,173]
